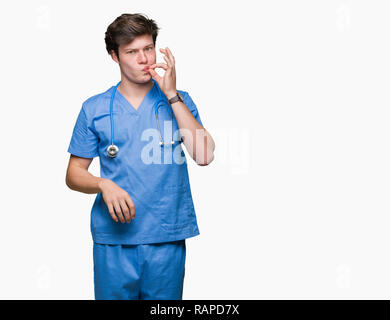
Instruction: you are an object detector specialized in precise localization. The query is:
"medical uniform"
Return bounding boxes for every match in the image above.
[67,79,203,299]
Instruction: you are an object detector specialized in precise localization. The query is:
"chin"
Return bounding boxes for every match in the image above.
[140,73,152,82]
[127,76,149,85]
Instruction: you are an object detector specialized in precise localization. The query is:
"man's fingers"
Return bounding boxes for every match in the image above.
[113,201,125,223]
[160,47,175,67]
[151,62,173,78]
[163,55,174,72]
[166,47,175,64]
[162,55,172,68]
[125,196,136,220]
[107,202,119,223]
[119,199,131,223]
[148,67,162,82]
[150,63,168,70]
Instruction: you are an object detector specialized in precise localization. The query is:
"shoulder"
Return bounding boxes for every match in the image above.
[81,86,113,118]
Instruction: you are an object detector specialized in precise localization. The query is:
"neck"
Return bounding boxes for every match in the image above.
[117,76,154,99]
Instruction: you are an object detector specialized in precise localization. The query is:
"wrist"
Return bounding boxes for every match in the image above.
[97,177,107,193]
[166,91,177,100]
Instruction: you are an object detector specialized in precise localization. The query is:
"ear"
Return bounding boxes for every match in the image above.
[110,50,119,64]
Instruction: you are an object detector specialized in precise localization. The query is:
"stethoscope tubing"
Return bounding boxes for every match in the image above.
[110,81,121,146]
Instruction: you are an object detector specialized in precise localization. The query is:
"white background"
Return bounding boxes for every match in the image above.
[0,0,389,299]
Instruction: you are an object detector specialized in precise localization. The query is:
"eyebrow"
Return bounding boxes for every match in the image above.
[124,43,154,51]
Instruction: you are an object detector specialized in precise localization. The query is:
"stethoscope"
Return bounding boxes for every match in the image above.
[106,80,176,158]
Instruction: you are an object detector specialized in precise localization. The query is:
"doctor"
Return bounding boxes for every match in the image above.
[65,13,215,300]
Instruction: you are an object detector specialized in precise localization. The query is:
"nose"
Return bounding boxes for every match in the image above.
[137,51,147,64]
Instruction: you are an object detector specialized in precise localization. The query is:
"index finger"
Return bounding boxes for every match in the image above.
[150,63,168,70]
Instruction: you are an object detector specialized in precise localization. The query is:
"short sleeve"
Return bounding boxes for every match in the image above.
[181,91,204,127]
[67,105,99,158]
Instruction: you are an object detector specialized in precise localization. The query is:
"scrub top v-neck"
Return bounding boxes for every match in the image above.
[116,82,154,115]
[67,79,204,245]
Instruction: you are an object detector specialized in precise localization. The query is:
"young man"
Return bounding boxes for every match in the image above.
[65,13,215,300]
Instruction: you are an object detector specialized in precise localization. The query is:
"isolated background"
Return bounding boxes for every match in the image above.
[0,0,389,299]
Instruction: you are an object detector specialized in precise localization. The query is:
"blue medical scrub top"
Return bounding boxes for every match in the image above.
[67,79,202,245]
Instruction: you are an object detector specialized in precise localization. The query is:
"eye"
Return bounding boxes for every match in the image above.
[127,51,134,54]
[146,47,153,51]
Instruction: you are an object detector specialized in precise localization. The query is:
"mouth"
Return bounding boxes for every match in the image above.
[142,66,150,72]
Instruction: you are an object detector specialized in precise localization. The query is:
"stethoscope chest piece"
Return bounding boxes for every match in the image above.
[107,144,119,158]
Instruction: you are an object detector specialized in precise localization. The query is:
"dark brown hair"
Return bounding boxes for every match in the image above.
[105,13,160,60]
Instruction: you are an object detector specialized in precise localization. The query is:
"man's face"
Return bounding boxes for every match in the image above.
[112,34,156,84]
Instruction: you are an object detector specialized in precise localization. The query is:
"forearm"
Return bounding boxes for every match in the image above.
[170,99,215,165]
[189,127,215,166]
[66,166,105,194]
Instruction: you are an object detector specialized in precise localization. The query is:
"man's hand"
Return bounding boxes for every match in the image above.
[99,178,135,223]
[148,47,177,99]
